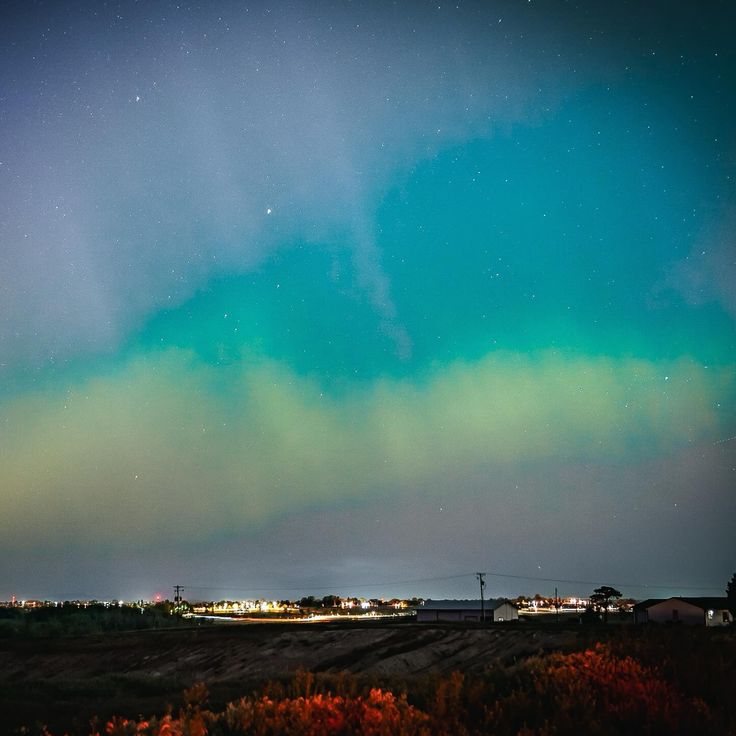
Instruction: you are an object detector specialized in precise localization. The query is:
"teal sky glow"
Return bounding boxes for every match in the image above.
[1,0,734,601]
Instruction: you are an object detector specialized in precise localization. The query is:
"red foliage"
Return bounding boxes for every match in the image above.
[38,641,728,736]
[223,688,429,736]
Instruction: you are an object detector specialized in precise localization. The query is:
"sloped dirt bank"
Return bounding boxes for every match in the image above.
[0,622,579,733]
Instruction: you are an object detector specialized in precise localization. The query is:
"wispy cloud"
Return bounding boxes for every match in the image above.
[0,3,611,371]
[667,208,736,320]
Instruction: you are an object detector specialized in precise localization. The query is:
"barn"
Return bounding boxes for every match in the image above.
[416,599,518,623]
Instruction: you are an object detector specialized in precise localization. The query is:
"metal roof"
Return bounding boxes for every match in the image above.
[419,598,516,611]
[634,596,729,610]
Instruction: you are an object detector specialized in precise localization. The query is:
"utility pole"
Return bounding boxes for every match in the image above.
[555,587,559,625]
[173,585,183,612]
[476,572,486,622]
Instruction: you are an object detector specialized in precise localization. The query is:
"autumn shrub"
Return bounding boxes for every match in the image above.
[84,687,429,736]
[222,688,429,736]
[503,644,711,735]
[33,636,736,736]
[606,625,736,728]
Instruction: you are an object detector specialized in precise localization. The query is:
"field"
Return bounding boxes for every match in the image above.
[1,620,734,735]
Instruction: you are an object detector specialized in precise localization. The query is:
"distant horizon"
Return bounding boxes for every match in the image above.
[4,569,729,606]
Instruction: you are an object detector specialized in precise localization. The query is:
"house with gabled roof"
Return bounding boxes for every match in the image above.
[633,597,732,626]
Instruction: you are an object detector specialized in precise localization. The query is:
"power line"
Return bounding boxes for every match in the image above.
[477,569,724,593]
[180,568,724,596]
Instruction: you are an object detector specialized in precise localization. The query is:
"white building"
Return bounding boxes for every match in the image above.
[633,597,732,627]
[416,599,518,623]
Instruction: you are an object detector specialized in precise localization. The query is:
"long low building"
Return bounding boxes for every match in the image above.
[633,597,733,626]
[416,599,518,623]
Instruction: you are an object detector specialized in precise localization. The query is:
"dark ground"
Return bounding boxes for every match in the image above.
[0,620,582,733]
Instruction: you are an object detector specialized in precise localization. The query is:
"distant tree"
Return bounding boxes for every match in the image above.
[727,573,736,615]
[589,585,622,624]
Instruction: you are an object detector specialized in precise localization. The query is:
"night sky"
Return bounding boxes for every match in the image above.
[1,1,734,603]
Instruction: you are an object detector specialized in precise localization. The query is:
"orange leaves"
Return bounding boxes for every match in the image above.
[33,638,730,736]
[86,688,431,736]
[491,643,715,735]
[223,688,429,736]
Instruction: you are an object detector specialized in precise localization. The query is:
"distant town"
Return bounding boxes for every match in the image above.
[0,592,636,619]
[3,585,733,629]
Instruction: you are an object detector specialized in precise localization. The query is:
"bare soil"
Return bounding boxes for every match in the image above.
[0,621,581,734]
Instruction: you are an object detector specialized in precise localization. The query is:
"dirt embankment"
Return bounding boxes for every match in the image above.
[0,622,580,733]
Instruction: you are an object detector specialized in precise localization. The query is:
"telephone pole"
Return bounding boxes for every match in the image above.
[173,585,183,611]
[476,572,486,622]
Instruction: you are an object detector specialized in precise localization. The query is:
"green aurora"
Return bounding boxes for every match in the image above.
[0,1,734,600]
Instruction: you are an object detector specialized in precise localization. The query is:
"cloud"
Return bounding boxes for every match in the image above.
[0,2,614,372]
[0,347,730,552]
[667,208,736,320]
